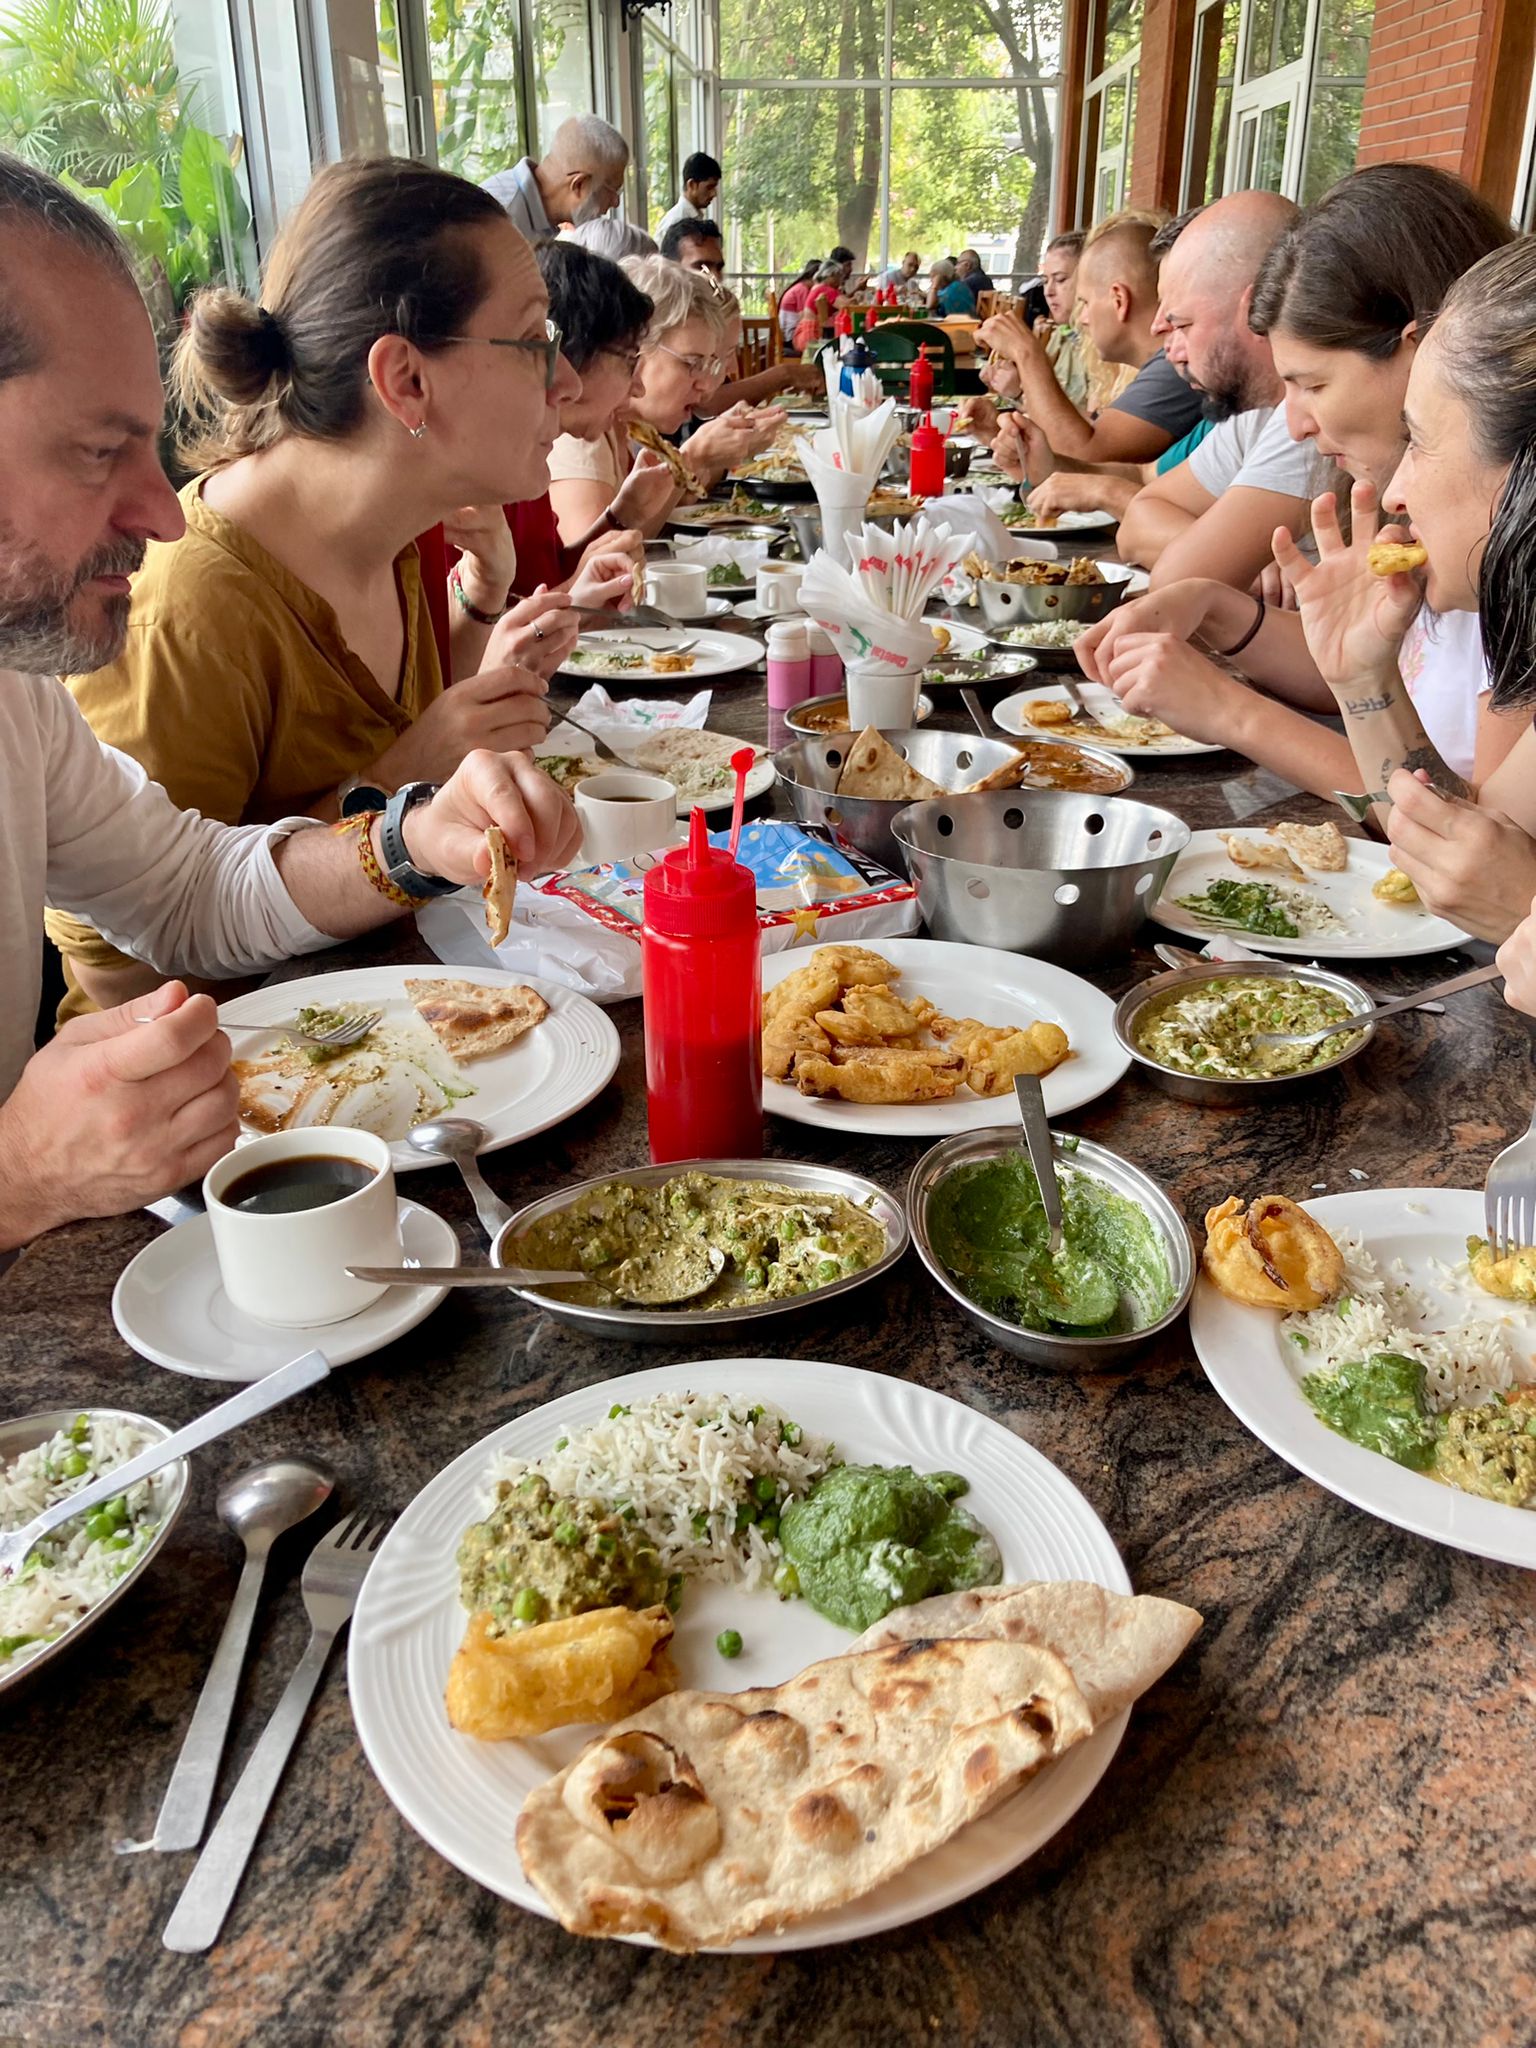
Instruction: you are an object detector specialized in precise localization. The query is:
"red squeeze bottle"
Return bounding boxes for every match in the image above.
[908,343,934,412]
[909,410,946,498]
[642,808,763,1164]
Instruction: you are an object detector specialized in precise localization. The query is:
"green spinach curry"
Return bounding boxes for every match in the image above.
[778,1465,1002,1631]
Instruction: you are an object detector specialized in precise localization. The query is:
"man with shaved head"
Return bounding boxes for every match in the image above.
[976,212,1204,468]
[1118,189,1332,587]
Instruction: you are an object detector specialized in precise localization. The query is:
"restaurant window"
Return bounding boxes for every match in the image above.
[631,0,705,231]
[1298,0,1370,202]
[717,0,1063,309]
[1187,0,1367,202]
[1080,0,1140,220]
[1182,0,1236,207]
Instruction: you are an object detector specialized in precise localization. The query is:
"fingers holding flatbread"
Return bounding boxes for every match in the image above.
[483,825,517,947]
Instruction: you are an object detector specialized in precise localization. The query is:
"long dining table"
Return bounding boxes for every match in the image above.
[1,594,1533,2048]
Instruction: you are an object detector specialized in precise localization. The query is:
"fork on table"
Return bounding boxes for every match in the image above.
[1484,1102,1536,1260]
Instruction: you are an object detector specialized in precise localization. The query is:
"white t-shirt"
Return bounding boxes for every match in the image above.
[1188,404,1330,501]
[656,196,708,238]
[4,669,329,1098]
[1399,608,1490,783]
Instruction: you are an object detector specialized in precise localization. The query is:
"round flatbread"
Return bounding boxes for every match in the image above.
[482,827,517,948]
[404,978,548,1061]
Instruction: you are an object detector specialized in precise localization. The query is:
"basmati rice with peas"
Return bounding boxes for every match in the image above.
[483,1390,839,1592]
[0,1414,173,1672]
[1284,1233,1536,1412]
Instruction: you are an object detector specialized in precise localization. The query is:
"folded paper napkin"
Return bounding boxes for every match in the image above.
[800,513,972,676]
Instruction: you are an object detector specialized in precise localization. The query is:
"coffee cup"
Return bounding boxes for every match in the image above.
[755,560,806,614]
[204,1128,401,1328]
[574,770,679,864]
[845,662,920,730]
[646,561,709,617]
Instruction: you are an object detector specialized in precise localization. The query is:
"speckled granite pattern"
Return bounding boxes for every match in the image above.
[1,668,1533,2048]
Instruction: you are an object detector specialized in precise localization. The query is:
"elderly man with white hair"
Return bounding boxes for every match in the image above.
[482,116,629,240]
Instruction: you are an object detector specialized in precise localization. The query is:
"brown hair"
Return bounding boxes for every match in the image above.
[172,158,509,469]
[0,151,137,382]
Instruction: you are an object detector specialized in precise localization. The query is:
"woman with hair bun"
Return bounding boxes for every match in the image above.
[48,156,618,1016]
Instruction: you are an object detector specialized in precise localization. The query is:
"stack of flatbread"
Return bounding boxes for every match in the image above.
[515,1579,1200,1950]
[835,728,944,802]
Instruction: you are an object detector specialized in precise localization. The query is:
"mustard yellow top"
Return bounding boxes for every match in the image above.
[45,477,443,1003]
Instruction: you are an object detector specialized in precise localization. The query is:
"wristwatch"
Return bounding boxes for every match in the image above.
[378,780,461,899]
[338,773,388,818]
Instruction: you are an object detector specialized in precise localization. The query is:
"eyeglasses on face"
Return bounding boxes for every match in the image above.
[420,317,564,389]
[596,345,643,374]
[649,340,725,380]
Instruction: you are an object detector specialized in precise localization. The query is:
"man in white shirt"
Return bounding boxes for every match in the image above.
[0,154,581,1249]
[482,116,629,240]
[655,153,722,241]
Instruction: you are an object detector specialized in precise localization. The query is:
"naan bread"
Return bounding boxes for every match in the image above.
[1267,821,1348,872]
[835,727,944,802]
[847,1580,1202,1726]
[962,750,1035,794]
[1222,833,1304,880]
[405,978,547,1061]
[516,1637,1092,1950]
[630,421,705,501]
[483,826,517,946]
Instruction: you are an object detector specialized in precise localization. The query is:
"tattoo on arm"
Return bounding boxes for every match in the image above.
[1343,693,1394,715]
[1399,743,1472,799]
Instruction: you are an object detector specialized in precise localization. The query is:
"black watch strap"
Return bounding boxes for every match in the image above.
[379,781,460,898]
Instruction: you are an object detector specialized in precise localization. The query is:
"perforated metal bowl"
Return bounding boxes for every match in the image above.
[892,788,1189,965]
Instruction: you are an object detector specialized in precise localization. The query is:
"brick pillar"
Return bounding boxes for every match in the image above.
[1128,0,1198,211]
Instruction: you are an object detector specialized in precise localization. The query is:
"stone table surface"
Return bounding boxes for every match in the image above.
[2,645,1534,2048]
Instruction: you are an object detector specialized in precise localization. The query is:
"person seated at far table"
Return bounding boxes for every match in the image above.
[777,260,819,345]
[0,152,580,1249]
[548,256,785,544]
[956,249,994,297]
[48,158,607,1025]
[926,257,977,318]
[691,274,825,413]
[876,250,923,304]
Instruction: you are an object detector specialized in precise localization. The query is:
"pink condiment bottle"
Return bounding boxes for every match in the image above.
[641,809,763,1164]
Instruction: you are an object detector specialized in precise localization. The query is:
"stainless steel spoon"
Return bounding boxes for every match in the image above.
[407,1116,512,1242]
[118,1455,335,1855]
[1253,961,1502,1050]
[349,1242,727,1307]
[1013,1072,1064,1257]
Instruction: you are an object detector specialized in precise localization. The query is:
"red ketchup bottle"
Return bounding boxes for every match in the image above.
[908,343,934,413]
[642,809,763,1164]
[909,412,946,498]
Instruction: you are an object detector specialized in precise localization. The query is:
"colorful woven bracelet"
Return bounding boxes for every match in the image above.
[332,809,429,910]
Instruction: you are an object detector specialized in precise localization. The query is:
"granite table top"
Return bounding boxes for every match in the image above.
[1,643,1532,2048]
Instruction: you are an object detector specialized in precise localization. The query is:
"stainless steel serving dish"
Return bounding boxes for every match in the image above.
[0,1407,190,1699]
[775,729,1133,873]
[976,562,1136,630]
[893,788,1188,966]
[782,690,934,736]
[1114,957,1377,1107]
[489,1158,908,1341]
[781,505,923,560]
[908,1127,1196,1369]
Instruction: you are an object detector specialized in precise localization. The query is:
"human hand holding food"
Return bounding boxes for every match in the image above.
[1096,633,1244,747]
[1384,770,1536,942]
[610,449,677,532]
[1275,481,1421,696]
[956,395,1001,444]
[978,309,1043,371]
[373,659,552,785]
[401,748,582,883]
[485,587,580,679]
[0,980,238,1244]
[992,412,1052,484]
[1025,472,1116,521]
[979,355,1023,400]
[686,402,787,480]
[1494,893,1536,1017]
[442,502,515,614]
[569,545,641,612]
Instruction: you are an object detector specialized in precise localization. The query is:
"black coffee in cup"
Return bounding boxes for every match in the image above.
[221,1155,376,1215]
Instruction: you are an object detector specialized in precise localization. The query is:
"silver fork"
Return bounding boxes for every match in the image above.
[161,1509,392,1953]
[229,1009,382,1053]
[1484,1102,1536,1260]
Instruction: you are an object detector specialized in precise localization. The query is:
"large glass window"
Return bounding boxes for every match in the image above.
[1080,0,1139,220]
[1183,0,1236,206]
[1299,0,1370,201]
[429,0,527,179]
[1186,0,1367,203]
[532,0,594,152]
[634,0,705,230]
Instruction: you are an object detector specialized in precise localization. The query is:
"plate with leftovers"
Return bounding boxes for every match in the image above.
[0,1408,189,1697]
[759,939,1129,1136]
[624,729,777,813]
[349,1358,1202,1949]
[559,627,765,683]
[219,966,620,1171]
[1190,1188,1536,1569]
[664,495,782,531]
[1154,828,1472,959]
[1115,962,1374,1101]
[1005,511,1119,538]
[992,681,1225,756]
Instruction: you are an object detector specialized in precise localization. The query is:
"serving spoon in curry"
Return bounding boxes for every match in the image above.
[347,1241,727,1306]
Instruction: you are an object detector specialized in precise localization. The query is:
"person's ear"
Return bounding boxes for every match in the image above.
[1402,318,1420,351]
[367,333,429,436]
[567,170,591,212]
[1237,281,1254,329]
[1112,281,1132,324]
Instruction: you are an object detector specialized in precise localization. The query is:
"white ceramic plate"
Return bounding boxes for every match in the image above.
[220,967,620,1172]
[348,1356,1131,1950]
[645,594,735,621]
[1006,511,1119,538]
[111,1199,459,1382]
[560,627,765,683]
[760,937,1129,1137]
[992,681,1224,757]
[1190,1189,1536,1569]
[925,620,994,660]
[1154,829,1472,959]
[663,744,777,815]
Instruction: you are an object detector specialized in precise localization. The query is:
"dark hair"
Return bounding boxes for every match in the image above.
[682,152,721,185]
[1149,205,1204,266]
[0,151,137,381]
[171,157,508,469]
[830,245,855,266]
[1250,163,1515,359]
[659,216,722,262]
[789,259,818,286]
[533,236,651,370]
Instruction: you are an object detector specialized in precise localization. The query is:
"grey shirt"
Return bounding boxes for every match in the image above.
[481,159,554,242]
[1107,349,1205,443]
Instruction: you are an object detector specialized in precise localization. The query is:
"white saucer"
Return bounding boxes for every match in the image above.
[733,599,806,622]
[651,595,736,620]
[112,1199,461,1382]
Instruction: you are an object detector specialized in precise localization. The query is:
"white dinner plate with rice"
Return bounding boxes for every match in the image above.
[760,938,1130,1137]
[0,1408,189,1697]
[219,966,620,1173]
[347,1358,1131,1949]
[1190,1188,1536,1569]
[992,681,1225,757]
[1154,830,1473,959]
[560,628,765,683]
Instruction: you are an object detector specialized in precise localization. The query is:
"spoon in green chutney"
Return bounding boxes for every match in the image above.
[1012,1075,1120,1328]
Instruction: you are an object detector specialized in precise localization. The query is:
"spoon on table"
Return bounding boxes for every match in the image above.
[1252,961,1502,1051]
[116,1456,334,1856]
[407,1117,512,1243]
[1012,1075,1119,1327]
[349,1241,727,1306]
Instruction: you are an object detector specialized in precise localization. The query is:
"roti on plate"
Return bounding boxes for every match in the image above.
[1266,820,1349,872]
[835,727,944,802]
[405,978,548,1061]
[483,826,517,947]
[1222,833,1304,880]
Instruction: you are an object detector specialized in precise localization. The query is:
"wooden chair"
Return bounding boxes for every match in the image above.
[764,291,782,363]
[739,315,776,378]
[864,321,957,395]
[974,289,998,320]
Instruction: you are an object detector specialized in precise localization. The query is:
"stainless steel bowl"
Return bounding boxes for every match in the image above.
[782,691,934,737]
[908,1127,1196,1368]
[490,1158,908,1341]
[0,1408,190,1699]
[1114,958,1377,1107]
[781,505,922,560]
[892,789,1189,966]
[775,728,1129,872]
[976,564,1136,630]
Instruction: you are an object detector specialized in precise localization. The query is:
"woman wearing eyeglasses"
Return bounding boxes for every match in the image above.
[547,256,785,545]
[46,158,588,1020]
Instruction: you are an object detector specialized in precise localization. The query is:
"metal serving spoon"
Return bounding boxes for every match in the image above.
[1013,1074,1118,1327]
[1252,961,1502,1051]
[348,1243,727,1307]
[406,1117,512,1243]
[117,1455,334,1856]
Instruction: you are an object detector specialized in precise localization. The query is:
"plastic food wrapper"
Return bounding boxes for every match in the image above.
[417,821,921,1003]
[564,685,713,740]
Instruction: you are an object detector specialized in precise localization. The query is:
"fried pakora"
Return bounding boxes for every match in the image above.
[933,1017,1072,1095]
[793,1048,966,1104]
[1201,1195,1345,1310]
[1372,867,1419,904]
[1466,1236,1536,1301]
[446,1604,678,1741]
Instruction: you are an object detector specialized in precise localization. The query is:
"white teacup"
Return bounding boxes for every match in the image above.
[575,770,679,864]
[204,1128,401,1328]
[755,561,806,614]
[646,561,709,617]
[845,662,920,730]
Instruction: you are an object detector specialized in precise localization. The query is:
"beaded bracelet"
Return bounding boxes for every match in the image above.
[332,809,429,910]
[448,562,509,626]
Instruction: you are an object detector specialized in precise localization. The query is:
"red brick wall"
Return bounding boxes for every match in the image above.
[1355,0,1488,169]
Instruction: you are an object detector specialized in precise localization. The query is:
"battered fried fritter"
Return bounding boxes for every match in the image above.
[792,1048,965,1104]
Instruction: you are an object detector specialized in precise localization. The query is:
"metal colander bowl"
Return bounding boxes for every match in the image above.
[891,788,1189,965]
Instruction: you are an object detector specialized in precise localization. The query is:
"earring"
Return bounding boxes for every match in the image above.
[408,419,427,441]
